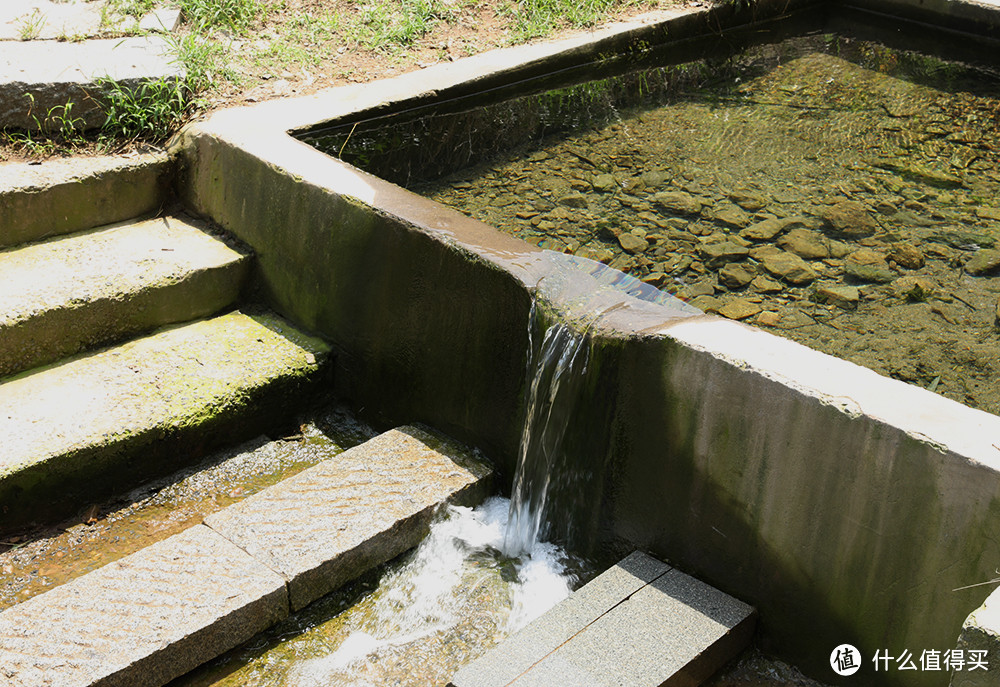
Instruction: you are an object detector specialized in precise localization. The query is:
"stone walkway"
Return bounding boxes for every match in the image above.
[0,0,182,131]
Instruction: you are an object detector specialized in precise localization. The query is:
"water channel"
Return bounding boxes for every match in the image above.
[308,32,1000,416]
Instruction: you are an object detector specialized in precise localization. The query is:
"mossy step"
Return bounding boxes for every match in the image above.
[0,214,250,378]
[0,310,332,533]
[0,153,171,249]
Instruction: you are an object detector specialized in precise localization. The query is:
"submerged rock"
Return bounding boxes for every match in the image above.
[557,192,588,209]
[719,263,756,289]
[750,275,784,293]
[698,241,750,269]
[845,262,896,283]
[778,228,832,260]
[927,228,996,249]
[728,190,767,211]
[887,242,925,269]
[618,233,649,254]
[813,285,860,310]
[710,204,751,229]
[592,174,617,192]
[964,249,1000,276]
[741,217,788,241]
[893,276,936,301]
[820,201,878,239]
[718,299,762,320]
[652,191,702,216]
[762,251,818,285]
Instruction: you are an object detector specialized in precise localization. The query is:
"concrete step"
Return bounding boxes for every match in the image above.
[450,551,756,687]
[0,310,332,533]
[0,214,251,378]
[0,426,492,687]
[0,152,172,249]
[0,36,183,131]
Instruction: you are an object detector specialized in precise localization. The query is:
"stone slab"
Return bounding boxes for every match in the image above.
[0,1,180,40]
[451,551,671,687]
[952,586,1000,686]
[0,36,183,129]
[204,426,493,610]
[451,553,755,687]
[0,310,331,532]
[0,152,173,249]
[0,524,288,687]
[0,215,250,377]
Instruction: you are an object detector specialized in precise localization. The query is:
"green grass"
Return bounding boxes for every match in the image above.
[98,78,189,143]
[499,0,649,41]
[345,0,455,51]
[180,0,266,34]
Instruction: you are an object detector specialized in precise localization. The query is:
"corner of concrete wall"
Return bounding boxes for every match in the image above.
[171,125,531,481]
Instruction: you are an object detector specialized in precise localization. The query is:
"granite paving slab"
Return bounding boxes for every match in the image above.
[0,525,288,687]
[204,425,494,610]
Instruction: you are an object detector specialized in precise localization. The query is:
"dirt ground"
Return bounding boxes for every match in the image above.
[0,0,697,162]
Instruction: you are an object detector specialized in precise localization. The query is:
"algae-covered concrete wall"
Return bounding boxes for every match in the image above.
[174,125,533,473]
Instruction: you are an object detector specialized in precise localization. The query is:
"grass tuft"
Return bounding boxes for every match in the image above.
[180,0,266,34]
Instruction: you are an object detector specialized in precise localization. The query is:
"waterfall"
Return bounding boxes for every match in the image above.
[503,301,592,557]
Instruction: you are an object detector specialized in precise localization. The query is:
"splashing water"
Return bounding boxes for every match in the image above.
[283,497,579,687]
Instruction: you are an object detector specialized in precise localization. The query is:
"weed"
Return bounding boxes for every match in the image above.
[17,9,46,41]
[499,0,651,41]
[346,0,454,51]
[98,78,190,143]
[180,0,265,34]
[107,0,157,20]
[170,33,234,92]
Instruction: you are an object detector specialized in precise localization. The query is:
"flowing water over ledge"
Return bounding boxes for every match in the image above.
[171,497,588,687]
[312,33,1000,415]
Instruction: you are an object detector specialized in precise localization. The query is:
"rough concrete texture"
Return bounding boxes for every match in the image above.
[0,310,331,532]
[204,425,493,610]
[952,585,1000,686]
[0,215,250,377]
[0,152,173,249]
[0,36,183,130]
[0,524,288,687]
[0,1,180,40]
[171,1,1000,685]
[451,552,755,687]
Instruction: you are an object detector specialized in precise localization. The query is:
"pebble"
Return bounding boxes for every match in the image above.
[756,311,782,327]
[710,204,751,229]
[750,275,784,293]
[893,276,936,301]
[558,192,588,209]
[698,241,750,268]
[719,263,756,289]
[778,228,832,260]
